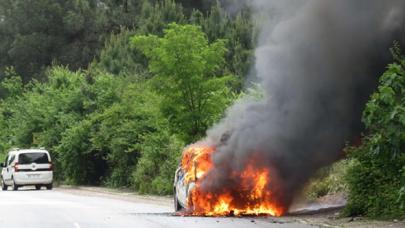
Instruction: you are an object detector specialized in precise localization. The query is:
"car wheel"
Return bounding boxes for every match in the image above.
[11,179,18,191]
[174,189,183,212]
[46,183,53,190]
[35,185,41,190]
[1,178,7,191]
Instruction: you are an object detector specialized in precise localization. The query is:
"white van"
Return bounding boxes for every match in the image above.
[1,149,53,191]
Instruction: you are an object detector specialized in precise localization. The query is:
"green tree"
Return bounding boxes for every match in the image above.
[132,23,233,142]
[101,0,145,30]
[92,0,189,77]
[92,29,146,76]
[57,119,96,184]
[92,0,255,89]
[0,0,109,80]
[345,47,405,218]
[191,2,255,90]
[137,0,186,36]
[0,68,25,154]
[0,0,256,192]
[132,127,183,194]
[89,81,170,187]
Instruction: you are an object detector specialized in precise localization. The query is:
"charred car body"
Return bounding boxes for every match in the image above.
[173,132,231,212]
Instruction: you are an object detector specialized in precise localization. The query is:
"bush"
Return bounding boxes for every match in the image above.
[132,131,183,195]
[91,81,172,188]
[345,150,405,218]
[344,50,405,219]
[57,119,100,185]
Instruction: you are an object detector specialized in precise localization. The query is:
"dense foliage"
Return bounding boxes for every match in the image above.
[0,0,111,81]
[0,0,252,193]
[132,23,234,141]
[344,49,405,218]
[2,1,403,221]
[0,0,254,85]
[0,66,188,192]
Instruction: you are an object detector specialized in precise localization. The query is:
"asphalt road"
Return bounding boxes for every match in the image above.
[0,187,312,228]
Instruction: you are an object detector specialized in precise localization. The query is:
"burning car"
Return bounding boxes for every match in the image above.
[174,132,232,212]
[173,144,215,212]
[173,138,286,216]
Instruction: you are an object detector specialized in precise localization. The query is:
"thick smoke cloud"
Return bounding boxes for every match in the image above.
[203,0,405,209]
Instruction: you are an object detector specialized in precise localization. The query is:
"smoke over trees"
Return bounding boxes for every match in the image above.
[201,0,405,210]
[0,0,404,218]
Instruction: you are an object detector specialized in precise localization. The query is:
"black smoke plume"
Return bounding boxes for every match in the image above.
[200,0,405,210]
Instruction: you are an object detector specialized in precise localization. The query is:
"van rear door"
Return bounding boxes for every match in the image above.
[17,153,51,172]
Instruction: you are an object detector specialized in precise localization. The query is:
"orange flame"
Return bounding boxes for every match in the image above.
[180,143,286,217]
[181,144,215,184]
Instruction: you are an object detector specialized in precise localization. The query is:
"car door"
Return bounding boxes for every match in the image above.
[3,155,15,183]
[175,168,188,207]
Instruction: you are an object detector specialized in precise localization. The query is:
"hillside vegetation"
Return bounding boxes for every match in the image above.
[0,0,404,219]
[0,0,253,194]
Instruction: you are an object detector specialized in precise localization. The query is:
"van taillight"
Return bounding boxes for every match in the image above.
[49,162,53,171]
[13,163,19,172]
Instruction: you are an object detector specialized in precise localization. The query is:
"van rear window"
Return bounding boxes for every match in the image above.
[18,153,49,164]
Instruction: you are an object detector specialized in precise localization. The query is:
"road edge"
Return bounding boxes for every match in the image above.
[56,185,173,207]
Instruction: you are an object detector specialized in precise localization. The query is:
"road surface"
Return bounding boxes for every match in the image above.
[0,187,311,228]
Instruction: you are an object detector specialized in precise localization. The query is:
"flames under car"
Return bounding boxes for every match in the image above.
[172,140,285,216]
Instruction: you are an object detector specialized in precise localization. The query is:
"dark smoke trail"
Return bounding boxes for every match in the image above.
[202,0,405,210]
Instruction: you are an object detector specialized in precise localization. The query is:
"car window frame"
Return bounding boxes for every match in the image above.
[3,155,8,167]
[18,152,50,164]
[8,155,15,166]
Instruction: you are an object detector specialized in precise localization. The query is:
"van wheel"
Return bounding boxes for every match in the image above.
[1,178,7,191]
[46,183,53,190]
[35,185,41,190]
[11,179,18,191]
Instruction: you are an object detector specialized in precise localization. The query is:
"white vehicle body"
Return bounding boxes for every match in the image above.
[173,167,196,211]
[173,133,231,212]
[1,149,53,190]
